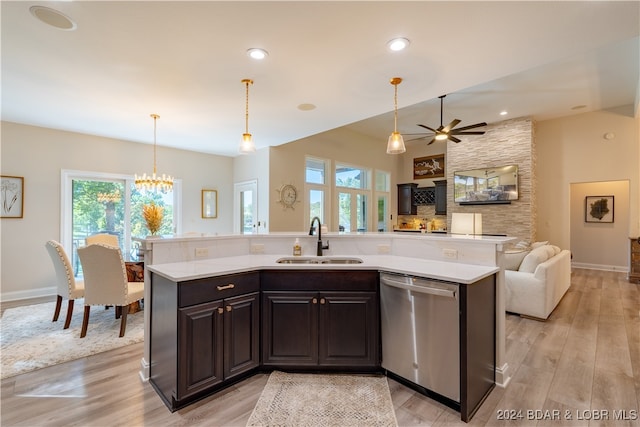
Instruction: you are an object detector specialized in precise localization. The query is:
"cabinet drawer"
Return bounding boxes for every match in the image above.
[260,270,378,292]
[179,272,259,307]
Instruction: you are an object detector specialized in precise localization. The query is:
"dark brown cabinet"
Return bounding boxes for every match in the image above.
[434,179,447,215]
[150,272,260,411]
[261,270,379,369]
[398,183,418,215]
[630,237,640,283]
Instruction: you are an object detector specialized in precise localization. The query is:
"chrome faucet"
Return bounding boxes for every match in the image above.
[309,216,329,256]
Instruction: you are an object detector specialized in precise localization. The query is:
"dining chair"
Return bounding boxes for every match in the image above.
[45,240,85,329]
[85,233,119,247]
[77,243,144,338]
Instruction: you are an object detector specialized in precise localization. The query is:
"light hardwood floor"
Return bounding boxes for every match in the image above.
[1,269,638,426]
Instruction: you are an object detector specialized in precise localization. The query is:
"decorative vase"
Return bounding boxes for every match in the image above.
[142,203,164,236]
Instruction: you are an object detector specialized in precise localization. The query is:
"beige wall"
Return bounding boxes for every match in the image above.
[1,121,234,299]
[570,180,630,270]
[536,110,640,256]
[268,126,402,232]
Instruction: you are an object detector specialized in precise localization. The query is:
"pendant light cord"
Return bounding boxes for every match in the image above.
[393,83,399,132]
[243,79,253,134]
[151,114,159,175]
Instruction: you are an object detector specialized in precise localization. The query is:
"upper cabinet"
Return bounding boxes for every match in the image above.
[434,180,447,215]
[397,183,418,215]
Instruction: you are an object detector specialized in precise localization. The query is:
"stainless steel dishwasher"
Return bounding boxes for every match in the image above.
[380,272,460,402]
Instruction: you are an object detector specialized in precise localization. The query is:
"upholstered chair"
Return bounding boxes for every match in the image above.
[77,244,144,338]
[45,240,85,329]
[85,233,119,247]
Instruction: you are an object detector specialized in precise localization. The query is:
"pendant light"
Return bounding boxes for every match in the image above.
[386,77,406,154]
[239,78,256,154]
[134,114,173,193]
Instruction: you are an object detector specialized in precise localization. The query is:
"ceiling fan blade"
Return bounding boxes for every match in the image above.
[452,131,486,135]
[405,136,430,142]
[451,122,487,132]
[441,119,461,133]
[426,138,437,145]
[417,124,438,133]
[449,135,461,143]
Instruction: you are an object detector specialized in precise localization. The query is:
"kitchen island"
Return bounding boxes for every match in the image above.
[143,233,513,421]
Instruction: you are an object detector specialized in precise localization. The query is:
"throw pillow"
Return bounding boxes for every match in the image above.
[518,245,552,273]
[514,240,531,250]
[503,250,529,271]
[531,241,549,249]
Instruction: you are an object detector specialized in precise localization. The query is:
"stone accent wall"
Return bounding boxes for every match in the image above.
[446,117,536,243]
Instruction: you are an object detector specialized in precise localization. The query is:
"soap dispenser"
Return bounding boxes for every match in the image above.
[293,238,302,256]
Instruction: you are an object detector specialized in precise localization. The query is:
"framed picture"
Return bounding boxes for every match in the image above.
[202,189,217,218]
[585,195,614,223]
[1,176,24,218]
[413,154,445,179]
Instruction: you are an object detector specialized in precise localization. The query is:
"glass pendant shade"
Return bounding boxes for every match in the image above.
[239,132,256,153]
[386,131,406,154]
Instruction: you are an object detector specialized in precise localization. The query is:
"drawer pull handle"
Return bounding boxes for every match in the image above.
[320,298,326,304]
[312,298,318,304]
[217,284,235,291]
[217,307,224,315]
[226,305,232,312]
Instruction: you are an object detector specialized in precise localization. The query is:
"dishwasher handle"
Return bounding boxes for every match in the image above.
[381,275,457,299]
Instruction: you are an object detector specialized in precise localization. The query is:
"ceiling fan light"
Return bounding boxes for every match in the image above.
[435,133,448,141]
[386,131,406,154]
[239,133,256,154]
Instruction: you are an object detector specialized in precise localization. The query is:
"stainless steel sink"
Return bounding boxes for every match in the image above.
[276,256,363,264]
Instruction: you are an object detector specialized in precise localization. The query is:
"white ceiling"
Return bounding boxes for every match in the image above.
[2,1,638,157]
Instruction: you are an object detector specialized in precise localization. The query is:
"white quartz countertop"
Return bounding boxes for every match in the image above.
[147,254,499,285]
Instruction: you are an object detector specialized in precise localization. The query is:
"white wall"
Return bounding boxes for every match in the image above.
[570,180,630,270]
[536,110,640,254]
[0,121,234,300]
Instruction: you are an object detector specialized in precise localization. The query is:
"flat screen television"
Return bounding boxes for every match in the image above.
[454,165,518,204]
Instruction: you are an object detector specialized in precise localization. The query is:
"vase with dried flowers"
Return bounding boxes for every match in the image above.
[142,203,164,237]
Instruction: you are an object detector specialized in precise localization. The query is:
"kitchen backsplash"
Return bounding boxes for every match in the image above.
[397,205,446,231]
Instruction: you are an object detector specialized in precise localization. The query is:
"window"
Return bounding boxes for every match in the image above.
[305,157,328,226]
[375,170,391,232]
[62,170,181,274]
[336,163,370,232]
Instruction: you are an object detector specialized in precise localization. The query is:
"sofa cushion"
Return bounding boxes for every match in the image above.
[518,245,552,273]
[531,241,549,249]
[504,250,529,270]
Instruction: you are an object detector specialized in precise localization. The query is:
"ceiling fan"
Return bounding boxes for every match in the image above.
[406,95,487,144]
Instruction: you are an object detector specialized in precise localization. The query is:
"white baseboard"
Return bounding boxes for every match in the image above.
[1,287,56,302]
[139,357,150,382]
[495,362,511,388]
[571,262,629,272]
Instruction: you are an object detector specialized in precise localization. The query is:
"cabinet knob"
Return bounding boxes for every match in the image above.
[217,284,235,291]
[312,298,318,304]
[320,298,326,304]
[217,307,224,315]
[226,305,232,312]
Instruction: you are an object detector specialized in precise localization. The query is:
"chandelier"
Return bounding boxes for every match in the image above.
[239,78,256,154]
[135,114,173,193]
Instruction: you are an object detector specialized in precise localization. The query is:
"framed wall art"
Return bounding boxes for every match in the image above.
[1,175,24,218]
[413,154,445,179]
[585,195,614,223]
[202,189,218,218]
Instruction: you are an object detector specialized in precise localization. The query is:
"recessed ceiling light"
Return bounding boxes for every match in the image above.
[29,6,76,31]
[500,111,508,116]
[297,103,316,111]
[386,38,410,52]
[247,48,268,60]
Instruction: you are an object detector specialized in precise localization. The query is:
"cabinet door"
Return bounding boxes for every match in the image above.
[318,292,379,366]
[224,292,260,379]
[177,300,224,400]
[434,180,447,215]
[398,183,417,215]
[262,291,318,366]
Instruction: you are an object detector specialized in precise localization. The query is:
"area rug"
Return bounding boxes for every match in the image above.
[1,299,144,379]
[246,370,398,427]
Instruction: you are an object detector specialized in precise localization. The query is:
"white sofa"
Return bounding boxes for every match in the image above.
[504,244,571,320]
